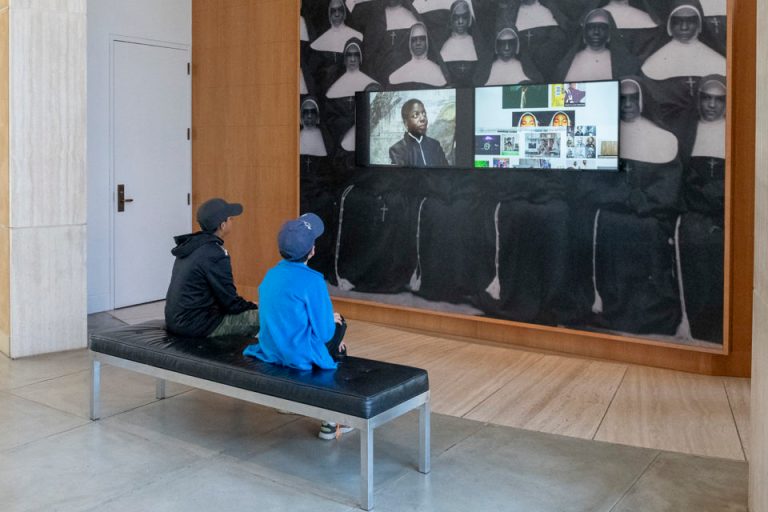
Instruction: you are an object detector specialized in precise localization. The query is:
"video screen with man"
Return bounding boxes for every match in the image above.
[474,81,620,171]
[361,89,460,168]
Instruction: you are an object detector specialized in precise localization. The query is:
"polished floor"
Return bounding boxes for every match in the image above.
[0,302,749,511]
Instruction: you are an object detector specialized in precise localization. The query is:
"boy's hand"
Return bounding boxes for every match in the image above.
[333,312,343,324]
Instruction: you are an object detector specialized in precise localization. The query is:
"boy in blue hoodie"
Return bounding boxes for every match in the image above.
[243,213,350,439]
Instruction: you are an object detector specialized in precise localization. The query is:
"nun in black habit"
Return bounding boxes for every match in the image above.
[642,0,725,80]
[686,0,727,57]
[324,38,379,144]
[469,169,572,326]
[310,0,365,54]
[299,97,340,279]
[490,0,571,82]
[388,21,449,88]
[638,0,726,154]
[438,0,485,87]
[410,0,477,52]
[299,97,334,160]
[555,8,641,82]
[476,25,543,86]
[676,74,726,343]
[407,172,498,305]
[331,170,422,293]
[356,0,426,86]
[585,0,664,61]
[582,77,685,336]
[331,82,383,186]
[305,0,364,96]
[300,15,315,97]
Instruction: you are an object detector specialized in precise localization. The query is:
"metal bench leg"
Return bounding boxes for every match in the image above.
[360,422,374,510]
[90,358,101,420]
[155,378,167,399]
[419,400,431,474]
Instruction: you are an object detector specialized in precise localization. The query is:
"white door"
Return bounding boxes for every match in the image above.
[113,40,191,308]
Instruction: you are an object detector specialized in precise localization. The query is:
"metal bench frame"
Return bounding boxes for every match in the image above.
[89,351,430,510]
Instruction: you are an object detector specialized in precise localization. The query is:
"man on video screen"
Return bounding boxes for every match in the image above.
[389,99,449,167]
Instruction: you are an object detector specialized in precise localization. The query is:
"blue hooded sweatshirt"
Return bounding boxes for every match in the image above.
[243,260,337,370]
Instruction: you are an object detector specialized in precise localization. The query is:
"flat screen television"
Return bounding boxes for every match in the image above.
[355,88,475,168]
[474,81,620,171]
[354,81,619,171]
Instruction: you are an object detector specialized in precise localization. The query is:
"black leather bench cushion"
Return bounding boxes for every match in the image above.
[89,321,429,419]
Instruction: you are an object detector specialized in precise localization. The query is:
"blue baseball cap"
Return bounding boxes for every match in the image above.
[278,213,325,261]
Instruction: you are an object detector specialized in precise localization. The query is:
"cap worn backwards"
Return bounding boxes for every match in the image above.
[197,198,244,232]
[278,213,325,261]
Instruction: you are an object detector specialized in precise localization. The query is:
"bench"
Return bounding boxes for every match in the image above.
[88,320,430,510]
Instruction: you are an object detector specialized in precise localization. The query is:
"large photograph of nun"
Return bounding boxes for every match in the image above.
[299,0,728,348]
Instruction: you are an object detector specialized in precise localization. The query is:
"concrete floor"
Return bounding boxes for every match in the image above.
[0,311,748,511]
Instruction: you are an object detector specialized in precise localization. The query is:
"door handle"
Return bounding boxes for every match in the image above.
[117,184,134,212]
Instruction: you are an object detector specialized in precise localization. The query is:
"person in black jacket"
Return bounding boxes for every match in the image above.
[389,98,449,167]
[164,198,259,338]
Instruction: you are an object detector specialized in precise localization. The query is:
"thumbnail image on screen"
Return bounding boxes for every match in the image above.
[367,89,457,168]
[474,81,620,171]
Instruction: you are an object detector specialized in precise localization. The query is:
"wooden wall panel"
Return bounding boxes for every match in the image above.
[192,0,755,377]
[334,299,726,375]
[719,0,755,376]
[192,0,299,302]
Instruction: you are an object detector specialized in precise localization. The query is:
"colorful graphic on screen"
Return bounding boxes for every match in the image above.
[474,81,619,171]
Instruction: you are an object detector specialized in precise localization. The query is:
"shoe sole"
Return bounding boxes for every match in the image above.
[318,428,354,440]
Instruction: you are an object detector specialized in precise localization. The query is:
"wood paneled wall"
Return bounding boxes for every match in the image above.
[722,0,756,377]
[192,0,299,299]
[191,0,755,377]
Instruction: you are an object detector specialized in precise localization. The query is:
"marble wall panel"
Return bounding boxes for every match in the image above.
[755,50,768,302]
[0,7,7,229]
[0,7,9,357]
[756,177,768,299]
[9,6,86,228]
[10,0,84,13]
[750,295,768,512]
[0,226,9,356]
[9,225,87,358]
[751,2,768,509]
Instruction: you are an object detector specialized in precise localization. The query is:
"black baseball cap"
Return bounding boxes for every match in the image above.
[197,198,243,232]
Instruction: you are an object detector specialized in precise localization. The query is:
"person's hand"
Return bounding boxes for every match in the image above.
[334,312,343,324]
[338,340,347,353]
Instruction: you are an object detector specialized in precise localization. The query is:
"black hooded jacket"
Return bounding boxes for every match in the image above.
[164,232,257,337]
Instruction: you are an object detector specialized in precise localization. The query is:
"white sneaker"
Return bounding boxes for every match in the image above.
[318,421,354,440]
